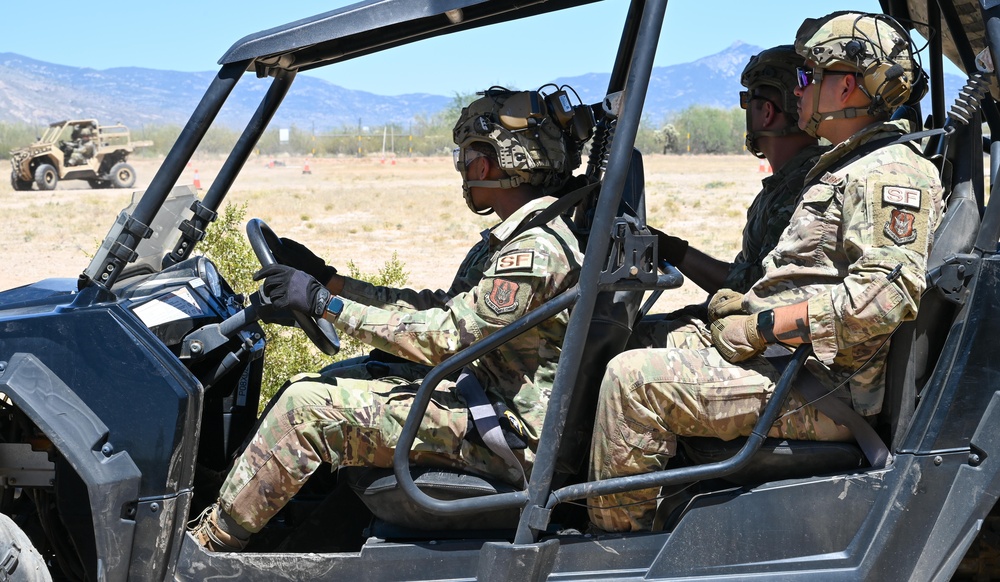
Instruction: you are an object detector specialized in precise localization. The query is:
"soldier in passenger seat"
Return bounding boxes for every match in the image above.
[588,11,944,532]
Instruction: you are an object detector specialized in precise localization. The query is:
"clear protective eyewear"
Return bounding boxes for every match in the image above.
[452,147,490,172]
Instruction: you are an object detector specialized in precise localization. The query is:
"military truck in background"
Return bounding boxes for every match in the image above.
[8,119,152,191]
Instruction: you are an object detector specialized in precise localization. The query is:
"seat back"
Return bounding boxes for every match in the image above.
[344,150,649,532]
[880,120,982,449]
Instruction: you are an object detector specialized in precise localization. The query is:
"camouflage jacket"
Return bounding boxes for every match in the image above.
[744,119,943,415]
[332,196,584,445]
[723,144,829,293]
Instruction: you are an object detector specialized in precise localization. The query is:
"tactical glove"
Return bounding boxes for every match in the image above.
[273,237,338,285]
[710,313,768,363]
[648,226,689,266]
[254,264,331,318]
[707,288,746,322]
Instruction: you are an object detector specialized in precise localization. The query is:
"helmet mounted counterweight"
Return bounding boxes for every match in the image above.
[452,86,593,215]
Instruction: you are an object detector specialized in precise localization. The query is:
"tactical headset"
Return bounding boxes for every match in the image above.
[795,11,920,137]
[452,85,594,215]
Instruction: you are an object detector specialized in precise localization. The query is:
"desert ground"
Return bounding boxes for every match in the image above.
[0,153,766,315]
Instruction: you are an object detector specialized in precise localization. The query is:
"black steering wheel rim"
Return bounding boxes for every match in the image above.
[246,218,340,356]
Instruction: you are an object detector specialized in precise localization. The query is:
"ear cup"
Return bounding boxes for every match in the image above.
[862,60,910,109]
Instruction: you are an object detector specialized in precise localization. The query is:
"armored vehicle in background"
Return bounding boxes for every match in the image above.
[9,119,151,191]
[0,0,999,581]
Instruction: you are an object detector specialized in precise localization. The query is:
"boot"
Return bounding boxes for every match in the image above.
[189,504,250,552]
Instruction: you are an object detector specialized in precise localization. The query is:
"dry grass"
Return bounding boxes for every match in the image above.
[0,153,765,314]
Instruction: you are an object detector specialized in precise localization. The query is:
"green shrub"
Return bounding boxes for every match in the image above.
[198,203,408,409]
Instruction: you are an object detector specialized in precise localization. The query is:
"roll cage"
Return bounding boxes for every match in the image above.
[56,0,1000,580]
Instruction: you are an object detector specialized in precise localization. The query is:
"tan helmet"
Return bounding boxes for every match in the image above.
[452,86,589,215]
[79,128,93,138]
[795,11,918,135]
[740,45,805,158]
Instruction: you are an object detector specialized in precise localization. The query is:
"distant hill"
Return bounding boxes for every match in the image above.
[0,43,967,131]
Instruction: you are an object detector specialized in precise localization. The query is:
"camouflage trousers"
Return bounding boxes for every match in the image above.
[626,309,713,351]
[587,347,853,532]
[218,372,519,533]
[319,353,433,383]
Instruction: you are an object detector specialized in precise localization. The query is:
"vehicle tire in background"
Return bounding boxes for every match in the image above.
[33,165,57,191]
[9,171,32,191]
[0,513,51,581]
[109,163,136,189]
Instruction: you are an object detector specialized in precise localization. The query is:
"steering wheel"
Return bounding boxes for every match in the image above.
[246,218,340,356]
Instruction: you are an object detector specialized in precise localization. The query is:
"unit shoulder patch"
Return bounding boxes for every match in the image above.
[484,278,520,315]
[883,208,917,245]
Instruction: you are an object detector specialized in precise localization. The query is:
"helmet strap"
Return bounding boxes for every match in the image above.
[461,176,522,215]
[802,68,869,138]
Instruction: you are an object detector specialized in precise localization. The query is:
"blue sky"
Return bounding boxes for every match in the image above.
[1,0,957,96]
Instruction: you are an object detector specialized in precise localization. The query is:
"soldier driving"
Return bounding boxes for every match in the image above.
[587,11,944,532]
[191,86,591,551]
[68,127,96,166]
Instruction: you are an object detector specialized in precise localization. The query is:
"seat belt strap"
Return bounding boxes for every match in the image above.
[767,353,891,468]
[456,369,527,486]
[795,374,892,468]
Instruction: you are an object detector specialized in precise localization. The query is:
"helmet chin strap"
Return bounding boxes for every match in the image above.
[746,126,802,158]
[461,176,523,215]
[802,68,870,138]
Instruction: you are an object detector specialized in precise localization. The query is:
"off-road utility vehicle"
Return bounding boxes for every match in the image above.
[0,0,999,581]
[9,119,151,191]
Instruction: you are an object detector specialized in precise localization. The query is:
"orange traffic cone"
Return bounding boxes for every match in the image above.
[302,159,312,174]
[758,159,771,173]
[193,169,202,190]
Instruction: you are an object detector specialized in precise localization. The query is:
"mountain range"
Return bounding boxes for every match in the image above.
[0,42,966,131]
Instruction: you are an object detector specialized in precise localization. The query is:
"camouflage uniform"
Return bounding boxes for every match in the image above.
[589,119,943,532]
[219,196,582,533]
[628,143,828,350]
[68,135,96,166]
[319,232,491,381]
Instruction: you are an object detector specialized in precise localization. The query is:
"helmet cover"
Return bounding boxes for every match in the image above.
[795,11,917,117]
[452,86,587,213]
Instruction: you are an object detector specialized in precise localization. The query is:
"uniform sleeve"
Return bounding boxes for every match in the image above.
[338,239,489,314]
[339,277,459,314]
[329,230,573,366]
[807,153,942,363]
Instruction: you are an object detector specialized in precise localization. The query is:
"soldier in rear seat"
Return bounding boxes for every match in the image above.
[588,11,944,532]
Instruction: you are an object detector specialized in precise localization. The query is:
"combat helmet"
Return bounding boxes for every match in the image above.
[452,86,592,215]
[795,11,919,136]
[740,45,805,158]
[79,128,93,139]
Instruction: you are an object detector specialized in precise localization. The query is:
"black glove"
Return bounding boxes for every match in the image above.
[648,226,689,266]
[272,237,337,285]
[253,264,331,318]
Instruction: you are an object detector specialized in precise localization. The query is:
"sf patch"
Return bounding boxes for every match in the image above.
[873,182,928,251]
[882,185,921,210]
[485,278,520,315]
[495,249,535,274]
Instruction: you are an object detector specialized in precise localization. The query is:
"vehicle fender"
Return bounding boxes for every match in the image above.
[0,353,140,582]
